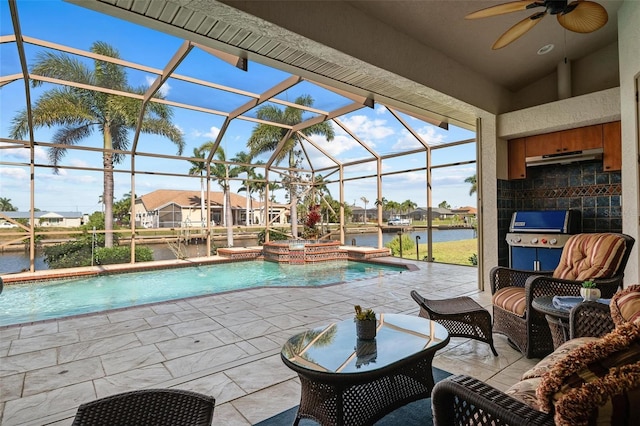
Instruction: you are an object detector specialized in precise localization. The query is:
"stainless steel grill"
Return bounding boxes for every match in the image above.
[506,210,581,271]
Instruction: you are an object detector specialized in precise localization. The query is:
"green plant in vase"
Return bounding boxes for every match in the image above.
[580,280,601,301]
[354,305,377,340]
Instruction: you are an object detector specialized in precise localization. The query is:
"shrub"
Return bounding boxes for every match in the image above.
[94,246,153,265]
[43,241,93,268]
[385,234,415,256]
[43,241,153,268]
[468,253,478,266]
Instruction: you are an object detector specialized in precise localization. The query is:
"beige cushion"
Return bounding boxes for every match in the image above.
[553,233,627,281]
[492,287,526,317]
[506,377,543,411]
[521,337,598,380]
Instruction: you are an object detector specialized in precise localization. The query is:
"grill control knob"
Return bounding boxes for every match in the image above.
[531,238,538,244]
[549,238,558,245]
[541,238,547,244]
[511,236,521,243]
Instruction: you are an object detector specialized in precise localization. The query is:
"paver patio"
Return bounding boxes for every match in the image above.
[0,258,537,425]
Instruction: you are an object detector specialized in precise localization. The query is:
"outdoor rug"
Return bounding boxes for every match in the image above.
[254,367,452,425]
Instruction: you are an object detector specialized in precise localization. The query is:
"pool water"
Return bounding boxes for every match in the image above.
[0,260,405,326]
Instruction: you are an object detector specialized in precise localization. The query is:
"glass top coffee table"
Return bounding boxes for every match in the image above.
[281,313,450,426]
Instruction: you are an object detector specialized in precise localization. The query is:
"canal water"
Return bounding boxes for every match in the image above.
[0,228,475,274]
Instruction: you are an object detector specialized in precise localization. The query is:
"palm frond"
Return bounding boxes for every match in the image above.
[109,124,131,163]
[139,118,185,155]
[30,52,94,87]
[91,41,127,90]
[49,124,93,171]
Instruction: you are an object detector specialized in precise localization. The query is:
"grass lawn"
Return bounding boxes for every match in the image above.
[399,238,478,266]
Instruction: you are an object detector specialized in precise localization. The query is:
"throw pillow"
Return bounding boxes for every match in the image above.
[611,284,640,327]
[536,322,640,425]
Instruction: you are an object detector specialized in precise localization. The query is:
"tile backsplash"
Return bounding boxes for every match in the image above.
[496,160,622,266]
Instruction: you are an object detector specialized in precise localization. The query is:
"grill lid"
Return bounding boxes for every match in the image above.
[509,210,580,234]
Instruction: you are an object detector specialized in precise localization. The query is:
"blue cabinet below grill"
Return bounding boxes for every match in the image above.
[510,246,563,271]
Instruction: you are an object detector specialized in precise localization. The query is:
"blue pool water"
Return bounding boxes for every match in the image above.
[0,261,405,326]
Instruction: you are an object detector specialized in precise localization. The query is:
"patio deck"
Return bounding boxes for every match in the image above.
[0,259,538,425]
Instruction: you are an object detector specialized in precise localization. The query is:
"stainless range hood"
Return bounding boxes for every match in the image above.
[525,147,603,167]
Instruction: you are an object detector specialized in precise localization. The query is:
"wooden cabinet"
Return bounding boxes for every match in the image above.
[525,125,603,157]
[603,121,621,171]
[562,126,603,152]
[507,122,621,180]
[508,138,526,179]
[525,132,563,157]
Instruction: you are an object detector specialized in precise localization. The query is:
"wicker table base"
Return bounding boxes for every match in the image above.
[293,353,438,425]
[281,314,450,426]
[411,291,498,356]
[532,296,571,350]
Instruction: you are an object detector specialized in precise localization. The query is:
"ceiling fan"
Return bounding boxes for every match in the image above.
[465,0,608,50]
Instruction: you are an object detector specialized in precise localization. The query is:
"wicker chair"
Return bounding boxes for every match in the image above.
[431,300,623,426]
[491,232,634,358]
[71,389,215,426]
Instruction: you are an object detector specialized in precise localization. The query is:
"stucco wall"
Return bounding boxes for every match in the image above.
[618,0,640,284]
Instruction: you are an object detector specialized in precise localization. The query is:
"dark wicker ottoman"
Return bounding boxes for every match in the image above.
[411,290,498,356]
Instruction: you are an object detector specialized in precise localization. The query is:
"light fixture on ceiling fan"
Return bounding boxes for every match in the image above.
[465,0,608,50]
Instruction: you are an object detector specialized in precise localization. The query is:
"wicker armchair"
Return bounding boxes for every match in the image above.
[491,232,634,358]
[431,300,623,426]
[71,389,215,426]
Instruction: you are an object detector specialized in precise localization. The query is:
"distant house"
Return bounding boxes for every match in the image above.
[409,207,454,221]
[451,206,477,225]
[0,211,84,227]
[451,206,477,218]
[134,189,288,228]
[350,206,456,223]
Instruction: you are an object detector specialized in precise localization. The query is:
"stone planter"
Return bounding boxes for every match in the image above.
[356,319,377,340]
[580,287,601,301]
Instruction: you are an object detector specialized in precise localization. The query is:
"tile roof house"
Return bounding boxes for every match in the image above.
[134,190,288,228]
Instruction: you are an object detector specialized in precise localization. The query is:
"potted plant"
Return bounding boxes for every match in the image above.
[580,280,601,301]
[354,305,377,340]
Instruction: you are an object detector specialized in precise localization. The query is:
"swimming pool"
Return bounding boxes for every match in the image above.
[0,260,405,327]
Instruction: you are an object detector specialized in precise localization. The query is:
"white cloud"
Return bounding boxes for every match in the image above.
[0,144,49,162]
[338,114,394,142]
[0,166,29,182]
[204,126,221,138]
[191,126,220,139]
[145,75,171,97]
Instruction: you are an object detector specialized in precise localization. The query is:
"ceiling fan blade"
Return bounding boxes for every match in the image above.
[492,11,547,49]
[557,1,608,33]
[465,1,542,19]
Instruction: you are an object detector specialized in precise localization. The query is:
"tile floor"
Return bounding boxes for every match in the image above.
[0,259,539,425]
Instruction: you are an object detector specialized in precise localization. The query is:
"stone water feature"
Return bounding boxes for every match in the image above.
[262,240,347,264]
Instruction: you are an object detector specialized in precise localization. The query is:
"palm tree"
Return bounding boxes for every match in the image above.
[187,147,207,225]
[0,198,18,211]
[465,174,477,196]
[9,41,184,247]
[232,151,260,226]
[401,199,417,215]
[360,196,369,223]
[197,142,238,247]
[247,95,335,238]
[386,200,400,216]
[374,197,387,221]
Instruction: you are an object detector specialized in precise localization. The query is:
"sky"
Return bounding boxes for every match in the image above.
[0,0,478,214]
